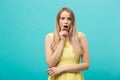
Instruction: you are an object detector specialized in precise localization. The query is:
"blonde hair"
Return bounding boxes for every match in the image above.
[51,7,83,55]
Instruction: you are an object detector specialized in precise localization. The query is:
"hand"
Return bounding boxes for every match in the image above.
[46,67,64,76]
[59,30,68,41]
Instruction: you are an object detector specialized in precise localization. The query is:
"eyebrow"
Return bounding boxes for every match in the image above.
[60,16,71,18]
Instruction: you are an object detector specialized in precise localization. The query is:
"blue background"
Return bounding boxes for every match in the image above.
[0,0,120,80]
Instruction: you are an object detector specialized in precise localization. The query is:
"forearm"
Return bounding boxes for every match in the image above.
[48,40,65,67]
[62,63,89,73]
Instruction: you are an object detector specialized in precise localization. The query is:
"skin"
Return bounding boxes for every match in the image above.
[59,11,71,39]
[45,11,90,77]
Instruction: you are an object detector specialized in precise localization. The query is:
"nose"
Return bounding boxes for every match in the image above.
[64,19,68,24]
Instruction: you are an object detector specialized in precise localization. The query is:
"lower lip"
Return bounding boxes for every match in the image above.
[62,29,68,31]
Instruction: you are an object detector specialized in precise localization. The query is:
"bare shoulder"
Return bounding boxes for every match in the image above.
[45,33,50,40]
[45,33,53,42]
[78,32,87,40]
[79,32,89,48]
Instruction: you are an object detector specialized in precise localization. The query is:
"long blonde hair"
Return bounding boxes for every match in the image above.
[51,7,83,56]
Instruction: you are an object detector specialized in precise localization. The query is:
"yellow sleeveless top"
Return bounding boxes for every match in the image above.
[48,32,84,80]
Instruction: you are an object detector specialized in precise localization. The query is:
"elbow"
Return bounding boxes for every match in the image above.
[47,62,56,68]
[46,59,57,67]
[85,63,89,70]
[84,63,89,70]
[46,59,54,67]
[48,64,54,68]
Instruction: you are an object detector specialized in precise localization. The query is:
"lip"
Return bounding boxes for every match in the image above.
[62,28,68,31]
[61,25,69,31]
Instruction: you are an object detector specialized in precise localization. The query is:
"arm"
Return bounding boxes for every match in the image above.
[47,62,89,77]
[45,34,65,67]
[46,33,90,76]
[61,33,90,73]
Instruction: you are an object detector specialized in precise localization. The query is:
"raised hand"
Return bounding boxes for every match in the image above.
[59,29,68,41]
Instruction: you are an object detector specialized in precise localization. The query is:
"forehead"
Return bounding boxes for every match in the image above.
[60,11,71,17]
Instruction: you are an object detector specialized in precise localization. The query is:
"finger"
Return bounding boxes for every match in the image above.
[46,68,51,72]
[47,69,54,74]
[48,71,55,77]
[49,70,55,75]
[49,71,56,77]
[47,69,52,73]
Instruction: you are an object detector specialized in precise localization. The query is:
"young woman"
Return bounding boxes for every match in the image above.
[45,7,90,80]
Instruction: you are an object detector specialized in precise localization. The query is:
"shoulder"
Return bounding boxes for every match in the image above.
[45,32,54,41]
[78,32,86,39]
[78,32,88,47]
[78,32,88,44]
[46,32,54,37]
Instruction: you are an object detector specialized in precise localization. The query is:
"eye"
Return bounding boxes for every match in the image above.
[68,18,71,21]
[61,17,65,20]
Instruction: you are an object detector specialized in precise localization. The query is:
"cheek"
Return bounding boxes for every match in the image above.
[59,23,62,28]
[59,21,64,27]
[68,22,72,26]
[59,22,62,30]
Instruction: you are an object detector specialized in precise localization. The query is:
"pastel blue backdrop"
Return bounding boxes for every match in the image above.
[0,0,120,80]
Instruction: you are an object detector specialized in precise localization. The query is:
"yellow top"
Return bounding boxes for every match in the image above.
[48,32,84,80]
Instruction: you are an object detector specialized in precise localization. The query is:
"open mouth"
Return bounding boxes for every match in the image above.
[61,25,69,31]
[64,25,68,28]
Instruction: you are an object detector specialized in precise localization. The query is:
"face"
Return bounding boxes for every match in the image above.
[59,11,72,32]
